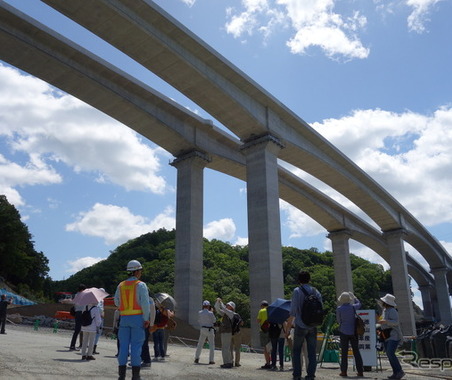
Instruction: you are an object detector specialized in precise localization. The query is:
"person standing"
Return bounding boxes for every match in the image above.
[269,321,287,371]
[140,296,155,367]
[93,288,106,355]
[257,300,272,369]
[286,271,322,380]
[69,284,86,350]
[230,308,243,367]
[112,308,121,357]
[80,303,102,360]
[114,260,151,380]
[379,294,405,380]
[152,301,174,360]
[336,291,364,377]
[214,298,235,368]
[194,300,216,365]
[0,294,12,334]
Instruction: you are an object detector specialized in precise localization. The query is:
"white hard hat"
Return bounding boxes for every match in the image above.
[227,301,236,310]
[126,260,143,272]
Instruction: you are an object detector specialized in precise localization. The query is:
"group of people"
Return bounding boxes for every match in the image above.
[193,269,405,380]
[66,260,405,380]
[68,260,175,380]
[194,297,243,368]
[336,291,404,380]
[69,284,106,359]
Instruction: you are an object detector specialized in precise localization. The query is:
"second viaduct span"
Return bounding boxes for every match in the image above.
[0,0,450,338]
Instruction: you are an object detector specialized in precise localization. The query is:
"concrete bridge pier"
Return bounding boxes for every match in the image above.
[418,284,434,321]
[328,229,354,300]
[171,151,210,326]
[384,229,416,336]
[430,267,452,325]
[242,134,285,347]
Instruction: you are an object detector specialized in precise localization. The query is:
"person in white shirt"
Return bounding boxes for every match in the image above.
[194,300,216,365]
[81,303,102,360]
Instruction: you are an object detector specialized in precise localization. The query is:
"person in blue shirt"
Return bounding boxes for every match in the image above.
[286,270,322,380]
[336,291,364,377]
[114,260,152,380]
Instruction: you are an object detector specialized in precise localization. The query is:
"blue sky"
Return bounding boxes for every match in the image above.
[1,0,451,308]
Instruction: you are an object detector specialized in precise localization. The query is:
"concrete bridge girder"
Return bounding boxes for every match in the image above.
[40,0,451,271]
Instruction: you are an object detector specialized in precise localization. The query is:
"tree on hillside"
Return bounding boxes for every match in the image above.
[53,229,399,325]
[0,195,50,297]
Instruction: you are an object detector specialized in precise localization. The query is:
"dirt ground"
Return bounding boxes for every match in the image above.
[1,323,450,380]
[4,304,451,380]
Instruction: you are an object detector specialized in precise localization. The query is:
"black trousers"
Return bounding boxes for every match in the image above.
[0,313,6,333]
[70,311,83,348]
[340,332,364,373]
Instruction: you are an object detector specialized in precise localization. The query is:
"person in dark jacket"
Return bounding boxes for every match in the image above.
[0,294,13,334]
[336,291,364,377]
[69,284,86,350]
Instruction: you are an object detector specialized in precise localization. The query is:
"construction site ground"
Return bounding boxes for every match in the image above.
[1,324,451,379]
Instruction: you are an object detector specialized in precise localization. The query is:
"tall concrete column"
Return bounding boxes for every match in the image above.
[328,229,353,300]
[418,284,434,321]
[383,229,416,337]
[171,150,210,326]
[241,134,284,347]
[430,267,452,325]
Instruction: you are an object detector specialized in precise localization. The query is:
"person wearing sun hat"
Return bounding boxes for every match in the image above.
[336,291,364,377]
[214,297,236,368]
[378,294,405,379]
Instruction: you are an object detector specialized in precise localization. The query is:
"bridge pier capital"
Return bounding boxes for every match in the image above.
[170,149,211,168]
[241,133,285,155]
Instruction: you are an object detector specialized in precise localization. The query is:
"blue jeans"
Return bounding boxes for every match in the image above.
[118,315,145,367]
[292,325,317,379]
[153,329,165,357]
[384,339,402,374]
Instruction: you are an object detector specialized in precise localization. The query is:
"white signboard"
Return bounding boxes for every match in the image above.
[356,310,377,367]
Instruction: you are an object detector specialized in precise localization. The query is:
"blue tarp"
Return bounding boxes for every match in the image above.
[0,288,36,305]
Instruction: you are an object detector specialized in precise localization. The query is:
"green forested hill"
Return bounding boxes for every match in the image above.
[52,228,395,324]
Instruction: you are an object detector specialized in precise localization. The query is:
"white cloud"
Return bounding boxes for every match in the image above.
[180,0,196,7]
[203,218,236,241]
[0,64,169,207]
[234,236,249,246]
[280,200,325,238]
[65,203,175,245]
[311,106,452,226]
[406,0,442,33]
[225,0,369,60]
[66,256,105,274]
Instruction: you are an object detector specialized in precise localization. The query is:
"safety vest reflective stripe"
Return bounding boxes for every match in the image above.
[119,280,143,316]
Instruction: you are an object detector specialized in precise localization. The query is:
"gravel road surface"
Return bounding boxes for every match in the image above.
[0,324,450,379]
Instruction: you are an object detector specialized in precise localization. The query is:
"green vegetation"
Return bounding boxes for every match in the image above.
[0,195,52,302]
[0,194,395,323]
[52,229,394,325]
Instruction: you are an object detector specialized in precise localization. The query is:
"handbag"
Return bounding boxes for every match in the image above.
[355,310,365,336]
[380,328,392,340]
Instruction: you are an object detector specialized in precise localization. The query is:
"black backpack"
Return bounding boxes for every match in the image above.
[268,322,282,339]
[232,313,242,335]
[81,306,95,326]
[300,286,325,327]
